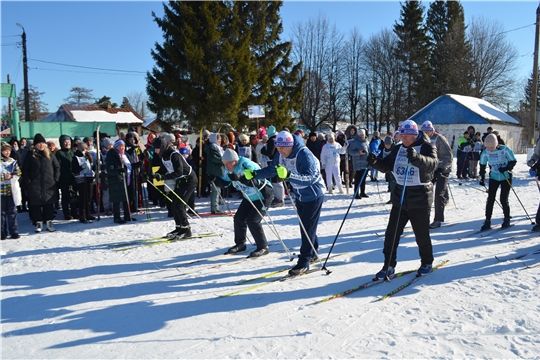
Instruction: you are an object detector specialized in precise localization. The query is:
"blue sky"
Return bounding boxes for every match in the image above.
[1,1,538,115]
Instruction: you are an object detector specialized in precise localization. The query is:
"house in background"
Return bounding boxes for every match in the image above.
[41,104,144,136]
[410,94,524,153]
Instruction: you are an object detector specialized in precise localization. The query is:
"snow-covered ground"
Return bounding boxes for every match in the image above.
[2,154,539,359]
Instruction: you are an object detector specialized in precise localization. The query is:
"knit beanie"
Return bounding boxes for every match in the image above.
[421,120,435,132]
[274,131,294,147]
[33,133,46,145]
[222,148,239,162]
[399,120,419,135]
[114,139,125,148]
[267,125,276,137]
[384,135,393,146]
[484,133,498,148]
[358,129,366,136]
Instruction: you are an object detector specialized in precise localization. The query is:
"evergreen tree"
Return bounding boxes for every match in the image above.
[427,0,472,99]
[94,96,117,109]
[147,1,254,130]
[64,87,94,106]
[394,1,431,116]
[524,71,540,109]
[233,1,303,131]
[120,97,132,109]
[16,85,48,121]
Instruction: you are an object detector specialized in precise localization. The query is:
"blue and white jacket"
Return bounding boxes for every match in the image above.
[255,134,325,202]
[221,156,271,202]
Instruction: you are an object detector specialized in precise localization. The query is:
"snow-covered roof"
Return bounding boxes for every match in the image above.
[447,94,520,125]
[40,105,144,124]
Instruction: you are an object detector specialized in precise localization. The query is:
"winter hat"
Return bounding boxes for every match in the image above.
[114,139,125,148]
[483,133,498,148]
[326,132,335,140]
[384,135,393,146]
[309,131,317,138]
[162,134,176,145]
[421,120,435,132]
[202,130,211,139]
[267,125,276,137]
[152,137,162,149]
[179,147,190,156]
[337,130,345,136]
[239,133,249,142]
[358,129,366,136]
[1,141,11,152]
[83,136,93,144]
[222,148,239,162]
[274,131,294,147]
[33,133,46,145]
[103,138,113,148]
[398,120,419,135]
[209,133,219,144]
[373,131,380,137]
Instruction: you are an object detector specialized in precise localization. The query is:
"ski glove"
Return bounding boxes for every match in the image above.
[367,152,378,166]
[228,172,240,181]
[150,173,163,181]
[498,165,509,173]
[244,169,256,180]
[276,165,290,179]
[406,146,418,162]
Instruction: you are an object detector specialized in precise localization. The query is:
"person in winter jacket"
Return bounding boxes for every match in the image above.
[125,132,145,214]
[244,131,326,276]
[320,132,348,194]
[529,152,540,232]
[21,133,60,233]
[55,134,78,220]
[219,149,273,257]
[369,131,382,182]
[204,133,225,214]
[306,132,322,160]
[150,134,198,239]
[379,135,396,203]
[367,120,438,279]
[235,133,257,163]
[457,131,474,179]
[260,125,285,208]
[348,128,370,198]
[1,142,21,239]
[71,142,96,224]
[420,121,453,228]
[106,140,134,224]
[478,134,517,231]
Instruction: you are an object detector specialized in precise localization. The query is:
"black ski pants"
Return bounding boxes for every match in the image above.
[233,185,272,250]
[485,177,511,220]
[433,174,450,222]
[383,205,434,268]
[171,178,196,227]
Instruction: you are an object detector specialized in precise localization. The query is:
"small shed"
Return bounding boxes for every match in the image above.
[410,94,523,153]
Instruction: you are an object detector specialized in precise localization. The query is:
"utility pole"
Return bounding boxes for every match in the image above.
[531,6,540,144]
[16,23,30,122]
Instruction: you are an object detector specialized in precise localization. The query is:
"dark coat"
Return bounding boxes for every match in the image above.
[21,148,60,206]
[372,132,437,210]
[105,148,127,203]
[55,147,75,188]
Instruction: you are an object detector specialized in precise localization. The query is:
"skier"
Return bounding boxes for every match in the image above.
[367,120,438,278]
[219,149,273,257]
[149,134,197,239]
[420,121,453,229]
[243,130,326,276]
[348,127,370,198]
[478,133,517,230]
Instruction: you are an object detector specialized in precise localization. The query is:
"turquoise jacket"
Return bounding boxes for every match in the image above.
[220,156,271,202]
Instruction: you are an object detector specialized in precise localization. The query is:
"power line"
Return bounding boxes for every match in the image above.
[28,58,147,74]
[30,67,145,76]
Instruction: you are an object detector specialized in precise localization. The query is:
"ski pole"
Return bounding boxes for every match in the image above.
[444,176,457,209]
[145,177,173,203]
[210,180,234,215]
[322,166,370,273]
[121,163,133,221]
[383,162,411,282]
[283,181,322,271]
[503,172,534,224]
[163,182,222,235]
[241,180,294,260]
[535,176,540,193]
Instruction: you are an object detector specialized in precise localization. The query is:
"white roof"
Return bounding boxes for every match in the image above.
[70,110,143,124]
[448,94,520,125]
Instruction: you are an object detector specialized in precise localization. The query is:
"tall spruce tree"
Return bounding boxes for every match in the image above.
[233,1,303,131]
[427,0,472,99]
[146,1,302,131]
[147,1,255,129]
[394,1,431,116]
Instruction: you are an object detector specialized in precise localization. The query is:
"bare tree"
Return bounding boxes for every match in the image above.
[324,24,346,131]
[364,29,406,133]
[64,87,94,106]
[342,28,366,126]
[126,91,150,118]
[468,16,519,107]
[291,13,336,132]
